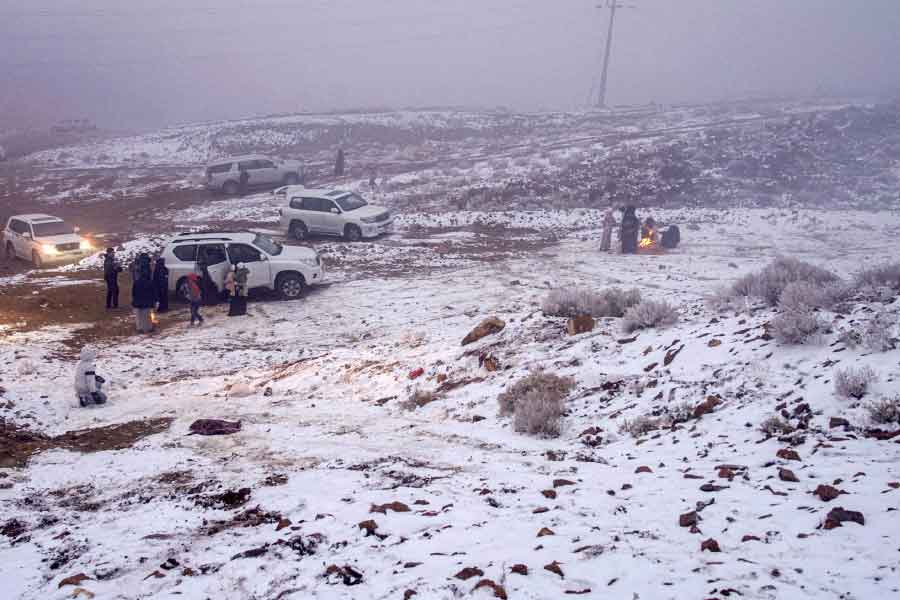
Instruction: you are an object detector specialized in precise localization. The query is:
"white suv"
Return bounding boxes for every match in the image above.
[3,214,94,267]
[160,232,323,300]
[206,155,304,195]
[276,187,394,241]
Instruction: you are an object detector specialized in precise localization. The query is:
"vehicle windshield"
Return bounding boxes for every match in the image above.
[335,194,367,212]
[32,221,74,237]
[253,233,282,256]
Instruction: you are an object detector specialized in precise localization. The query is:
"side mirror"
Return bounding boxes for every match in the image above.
[330,208,340,215]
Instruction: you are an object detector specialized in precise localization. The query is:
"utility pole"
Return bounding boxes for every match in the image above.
[596,2,633,109]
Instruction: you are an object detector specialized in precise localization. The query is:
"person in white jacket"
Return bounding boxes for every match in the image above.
[74,347,107,407]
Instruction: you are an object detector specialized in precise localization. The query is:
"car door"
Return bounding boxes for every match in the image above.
[226,243,270,289]
[197,244,230,292]
[318,199,344,235]
[6,220,23,257]
[301,197,324,232]
[15,220,33,257]
[254,159,280,185]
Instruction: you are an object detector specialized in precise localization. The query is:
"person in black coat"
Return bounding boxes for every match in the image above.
[153,257,170,313]
[131,269,156,333]
[620,206,640,254]
[103,248,122,309]
[334,148,345,176]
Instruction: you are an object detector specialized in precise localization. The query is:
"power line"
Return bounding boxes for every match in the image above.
[595,1,635,108]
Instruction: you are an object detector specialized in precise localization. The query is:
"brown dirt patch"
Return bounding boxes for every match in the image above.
[0,417,174,468]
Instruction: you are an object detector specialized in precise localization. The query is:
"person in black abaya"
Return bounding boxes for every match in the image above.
[620,205,640,254]
[153,257,169,313]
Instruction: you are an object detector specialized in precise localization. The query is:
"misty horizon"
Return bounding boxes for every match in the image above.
[2,0,899,131]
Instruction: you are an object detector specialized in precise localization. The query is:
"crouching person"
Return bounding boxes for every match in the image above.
[74,347,107,407]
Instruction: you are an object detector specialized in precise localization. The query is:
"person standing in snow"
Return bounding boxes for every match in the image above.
[74,347,107,407]
[334,148,345,177]
[186,272,204,327]
[238,164,250,196]
[132,266,156,333]
[229,263,249,317]
[600,208,616,251]
[153,257,169,313]
[620,205,640,254]
[103,248,122,309]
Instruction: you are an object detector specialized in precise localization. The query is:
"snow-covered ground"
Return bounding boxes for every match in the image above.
[2,208,899,599]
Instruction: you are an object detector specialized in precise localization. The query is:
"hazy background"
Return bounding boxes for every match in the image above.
[2,0,899,131]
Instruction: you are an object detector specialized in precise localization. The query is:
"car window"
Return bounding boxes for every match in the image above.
[198,244,228,265]
[301,197,321,211]
[257,160,275,169]
[228,243,263,264]
[172,244,198,262]
[320,200,338,213]
[289,198,304,210]
[238,160,255,171]
[9,220,24,234]
[206,163,232,175]
[334,194,367,211]
[32,221,75,237]
[253,234,282,256]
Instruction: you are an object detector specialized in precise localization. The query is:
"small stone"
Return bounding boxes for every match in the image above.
[823,507,865,529]
[544,561,564,578]
[454,567,484,581]
[510,564,529,575]
[541,489,557,499]
[700,538,721,552]
[776,448,801,461]
[829,417,850,429]
[537,527,555,537]
[566,315,595,336]
[778,468,799,483]
[635,466,652,474]
[679,511,698,528]
[553,479,576,488]
[813,485,843,502]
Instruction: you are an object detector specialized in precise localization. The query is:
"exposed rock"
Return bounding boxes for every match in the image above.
[276,518,292,531]
[323,564,363,586]
[537,527,555,537]
[58,574,92,589]
[231,545,269,560]
[700,484,728,492]
[404,591,417,600]
[541,489,557,499]
[679,511,698,527]
[700,538,721,552]
[741,535,761,542]
[776,448,801,461]
[823,507,865,529]
[454,566,484,581]
[693,395,722,419]
[778,468,799,483]
[370,501,411,514]
[635,466,653,474]
[708,339,722,347]
[544,561,564,578]
[461,317,506,346]
[553,479,576,488]
[829,417,850,429]
[814,485,844,502]
[357,520,379,536]
[510,564,529,575]
[566,315,595,336]
[473,579,508,599]
[480,354,501,372]
[188,419,242,436]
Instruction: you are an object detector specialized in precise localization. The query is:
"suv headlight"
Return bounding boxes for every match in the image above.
[41,244,59,256]
[80,239,93,251]
[300,256,319,267]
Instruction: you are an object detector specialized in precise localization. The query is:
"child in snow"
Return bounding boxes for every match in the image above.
[74,347,107,407]
[186,272,204,327]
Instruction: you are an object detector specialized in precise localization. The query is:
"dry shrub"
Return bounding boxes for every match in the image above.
[400,388,437,411]
[770,309,825,345]
[619,416,660,438]
[866,396,900,425]
[621,300,679,333]
[498,370,575,438]
[863,310,896,352]
[724,257,840,307]
[542,287,641,319]
[856,263,900,291]
[834,366,877,400]
[777,280,851,313]
[759,415,793,436]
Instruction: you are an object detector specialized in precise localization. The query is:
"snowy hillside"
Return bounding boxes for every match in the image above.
[2,208,899,599]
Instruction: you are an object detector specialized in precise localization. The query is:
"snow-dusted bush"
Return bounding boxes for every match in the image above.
[619,416,659,438]
[400,388,436,411]
[834,366,877,400]
[498,371,574,438]
[724,257,840,307]
[759,415,792,436]
[778,280,851,313]
[856,262,900,291]
[866,396,900,425]
[621,300,679,333]
[770,309,825,345]
[542,287,641,319]
[665,401,696,425]
[863,310,897,352]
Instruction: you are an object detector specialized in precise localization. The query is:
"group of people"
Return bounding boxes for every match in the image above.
[599,206,680,254]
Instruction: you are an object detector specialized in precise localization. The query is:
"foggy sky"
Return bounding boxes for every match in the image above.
[1,0,899,130]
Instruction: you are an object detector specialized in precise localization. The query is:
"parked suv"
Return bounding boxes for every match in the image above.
[3,214,93,267]
[276,187,394,241]
[160,231,323,300]
[206,155,304,195]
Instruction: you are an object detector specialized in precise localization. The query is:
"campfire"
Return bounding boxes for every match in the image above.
[638,228,659,251]
[150,311,159,326]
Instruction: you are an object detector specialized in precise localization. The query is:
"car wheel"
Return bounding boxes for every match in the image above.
[4,242,15,261]
[222,181,239,195]
[344,225,362,242]
[32,250,43,268]
[276,273,305,300]
[289,220,308,241]
[283,172,300,185]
